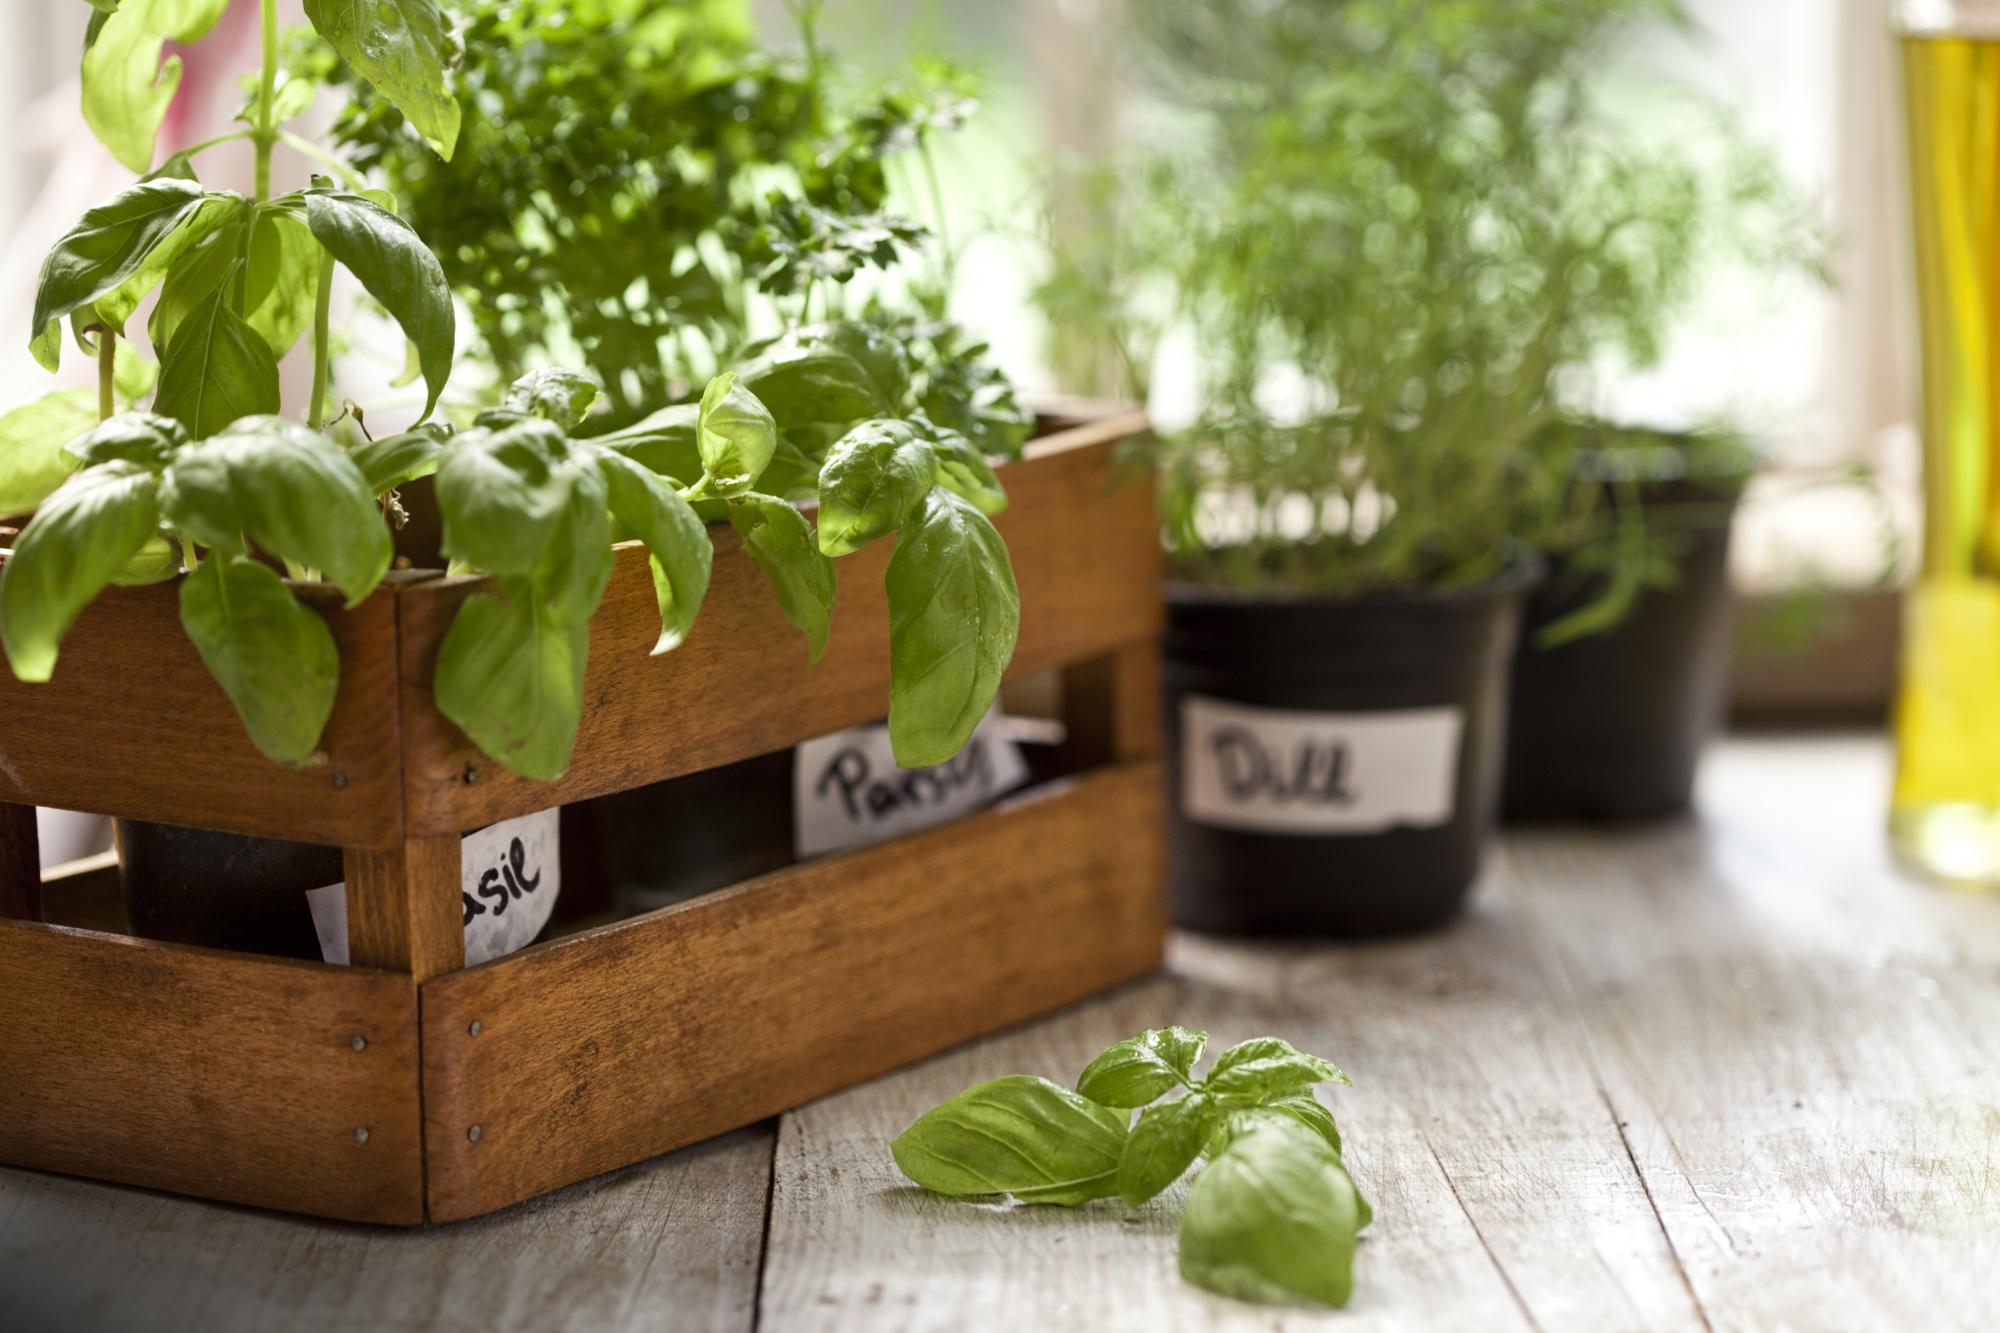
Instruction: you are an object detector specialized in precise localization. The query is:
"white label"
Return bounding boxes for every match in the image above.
[1180,695,1463,835]
[307,808,561,967]
[794,711,1031,858]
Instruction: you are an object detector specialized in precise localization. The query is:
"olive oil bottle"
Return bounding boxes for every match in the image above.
[1895,8,2000,883]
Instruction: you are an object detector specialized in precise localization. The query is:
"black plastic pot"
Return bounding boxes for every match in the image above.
[1164,564,1536,938]
[1503,473,1745,823]
[116,819,337,960]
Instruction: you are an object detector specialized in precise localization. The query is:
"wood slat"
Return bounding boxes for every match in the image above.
[0,922,424,1224]
[0,581,406,848]
[0,802,37,920]
[342,835,464,979]
[418,760,1166,1222]
[395,413,1159,836]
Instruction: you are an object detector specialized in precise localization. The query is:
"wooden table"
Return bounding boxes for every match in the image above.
[3,734,1996,1332]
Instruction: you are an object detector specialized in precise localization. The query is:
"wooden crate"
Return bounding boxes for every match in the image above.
[0,410,1165,1225]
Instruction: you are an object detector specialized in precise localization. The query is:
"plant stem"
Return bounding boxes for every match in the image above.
[308,250,335,429]
[278,131,371,190]
[96,328,116,422]
[252,0,279,201]
[919,138,955,294]
[178,128,254,161]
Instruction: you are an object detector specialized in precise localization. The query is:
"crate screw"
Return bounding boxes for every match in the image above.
[331,771,349,790]
[467,1019,483,1037]
[354,1126,370,1144]
[462,762,480,785]
[350,1034,367,1052]
[467,1125,483,1143]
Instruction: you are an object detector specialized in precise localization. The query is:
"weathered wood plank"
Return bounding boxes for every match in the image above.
[420,761,1166,1222]
[0,1125,774,1333]
[1500,736,2000,1333]
[395,414,1160,837]
[0,922,424,1224]
[0,578,406,848]
[757,910,1705,1330]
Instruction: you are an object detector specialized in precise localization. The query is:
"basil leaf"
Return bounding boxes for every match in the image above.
[90,192,241,335]
[503,367,600,429]
[1206,1038,1350,1102]
[242,212,320,357]
[1118,1092,1219,1208]
[348,424,447,494]
[159,416,391,605]
[599,451,711,654]
[434,589,589,782]
[1254,1094,1343,1157]
[595,404,700,485]
[152,280,282,439]
[1179,1119,1361,1308]
[303,0,462,159]
[1078,1027,1208,1108]
[29,177,205,364]
[883,488,1019,768]
[80,0,228,172]
[816,419,936,557]
[0,389,97,516]
[434,418,575,580]
[63,409,186,469]
[147,214,243,349]
[727,492,835,663]
[892,1075,1128,1207]
[0,459,161,682]
[930,425,1008,516]
[736,323,903,429]
[921,361,1034,460]
[178,552,340,765]
[694,372,778,497]
[111,535,179,588]
[303,189,454,420]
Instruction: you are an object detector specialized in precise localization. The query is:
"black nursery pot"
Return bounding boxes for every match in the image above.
[116,819,337,960]
[1502,473,1745,823]
[1164,564,1537,938]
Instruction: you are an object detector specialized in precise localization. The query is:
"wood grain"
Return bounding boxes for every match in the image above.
[0,801,37,921]
[756,907,1708,1332]
[1063,639,1164,767]
[0,1126,774,1333]
[0,921,424,1224]
[418,760,1166,1222]
[1499,736,2000,1332]
[0,578,406,848]
[343,835,464,980]
[395,414,1160,837]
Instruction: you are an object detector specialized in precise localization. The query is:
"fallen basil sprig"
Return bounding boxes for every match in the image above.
[893,1029,1371,1309]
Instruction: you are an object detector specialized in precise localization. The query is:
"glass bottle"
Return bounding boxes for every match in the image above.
[1893,0,2000,882]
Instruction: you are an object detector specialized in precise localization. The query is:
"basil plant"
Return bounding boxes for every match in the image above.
[426,349,1022,781]
[612,317,1023,770]
[0,0,461,766]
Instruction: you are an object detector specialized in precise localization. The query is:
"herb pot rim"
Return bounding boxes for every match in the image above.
[1164,552,1544,613]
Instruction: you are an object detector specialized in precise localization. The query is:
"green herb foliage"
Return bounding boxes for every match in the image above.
[315,0,1025,447]
[320,0,1029,769]
[894,1029,1370,1308]
[1038,0,1823,606]
[0,0,460,763]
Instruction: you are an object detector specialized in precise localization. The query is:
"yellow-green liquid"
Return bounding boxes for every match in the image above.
[1895,34,2000,884]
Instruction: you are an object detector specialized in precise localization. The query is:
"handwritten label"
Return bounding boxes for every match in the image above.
[1180,694,1463,835]
[306,808,560,966]
[794,711,1030,858]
